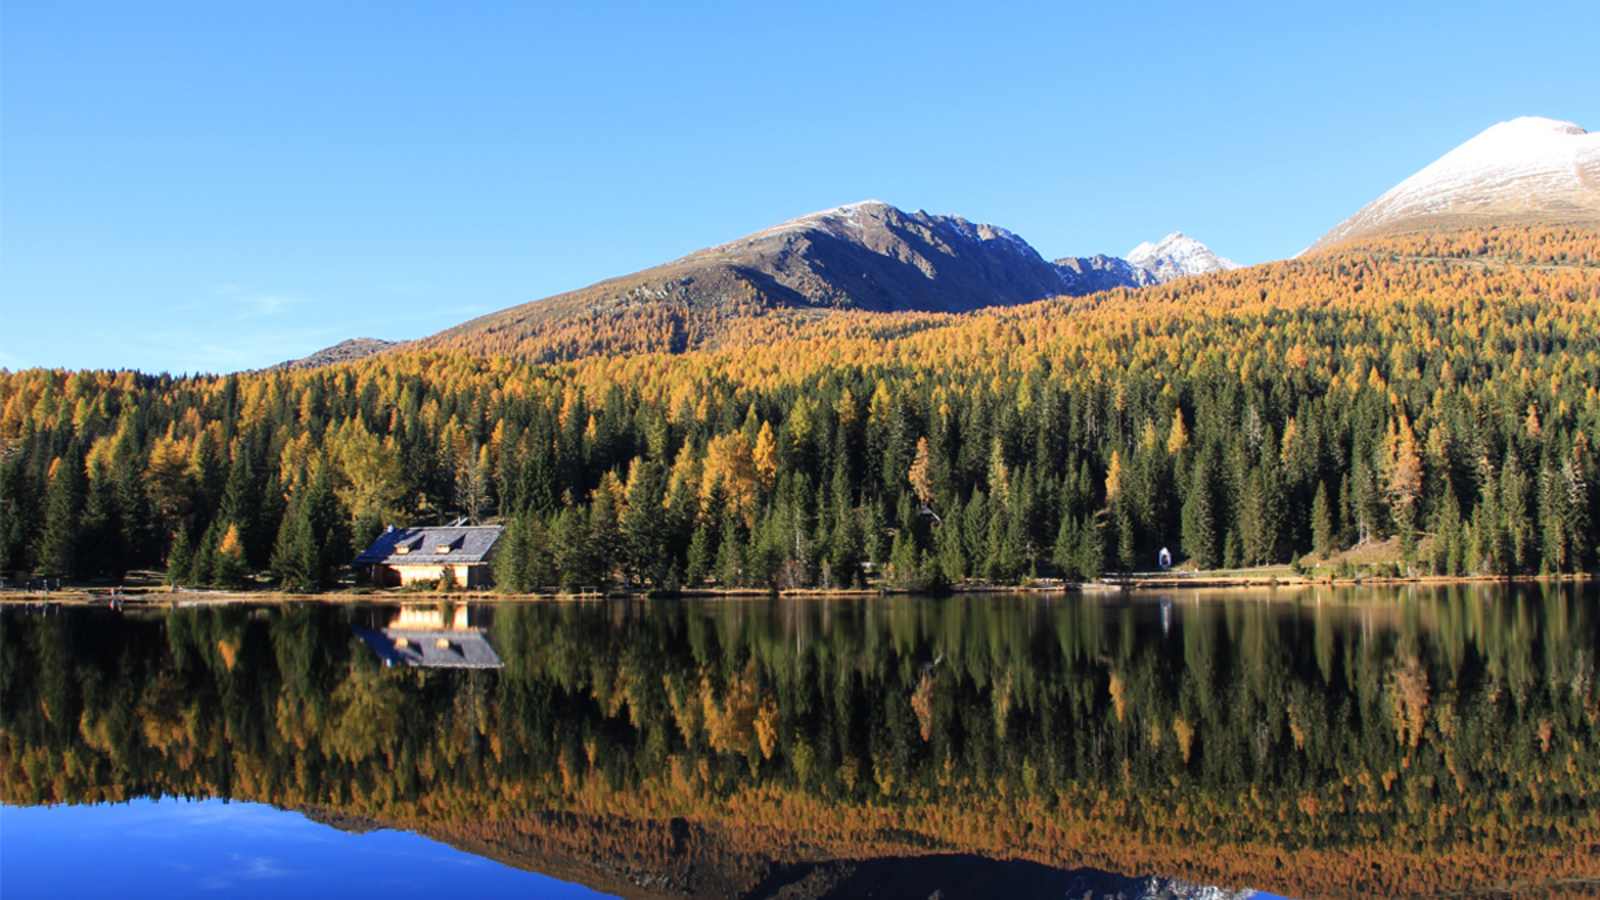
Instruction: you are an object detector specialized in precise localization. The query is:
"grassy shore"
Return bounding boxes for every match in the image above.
[1,569,1591,606]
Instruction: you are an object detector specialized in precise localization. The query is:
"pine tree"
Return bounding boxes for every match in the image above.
[1310,481,1334,560]
[1428,485,1464,576]
[622,458,670,587]
[0,453,30,575]
[714,517,743,587]
[1537,458,1570,574]
[271,464,348,592]
[494,512,532,592]
[1114,500,1136,572]
[113,450,156,571]
[1337,473,1356,548]
[213,523,248,588]
[1564,450,1593,572]
[829,506,863,588]
[1075,515,1104,581]
[685,521,714,586]
[1500,451,1533,572]
[81,463,124,577]
[1468,484,1507,575]
[938,509,967,584]
[587,476,623,590]
[1052,513,1078,578]
[1352,461,1383,545]
[166,526,193,587]
[189,519,220,586]
[219,448,262,565]
[888,528,920,589]
[39,447,86,578]
[546,506,586,591]
[1223,528,1242,570]
[1182,462,1219,570]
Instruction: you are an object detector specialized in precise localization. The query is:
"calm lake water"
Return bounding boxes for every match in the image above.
[2,585,1597,899]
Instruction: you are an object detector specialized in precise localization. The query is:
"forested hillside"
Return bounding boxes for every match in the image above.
[1,227,1598,590]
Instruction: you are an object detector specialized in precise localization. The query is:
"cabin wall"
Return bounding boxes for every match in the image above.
[374,563,490,588]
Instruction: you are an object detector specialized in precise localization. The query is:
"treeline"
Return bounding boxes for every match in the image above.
[2,588,1596,895]
[1,228,1599,590]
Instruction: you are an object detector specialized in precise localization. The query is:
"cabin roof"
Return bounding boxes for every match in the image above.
[354,525,503,566]
[354,626,503,669]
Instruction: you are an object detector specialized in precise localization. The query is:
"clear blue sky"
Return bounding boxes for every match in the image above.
[4,1,1598,374]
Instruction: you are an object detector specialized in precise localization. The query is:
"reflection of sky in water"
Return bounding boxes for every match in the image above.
[0,798,606,899]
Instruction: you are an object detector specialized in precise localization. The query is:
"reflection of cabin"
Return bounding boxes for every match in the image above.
[355,604,502,669]
[354,525,503,588]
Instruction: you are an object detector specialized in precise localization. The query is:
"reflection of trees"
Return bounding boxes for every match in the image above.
[1,587,1597,896]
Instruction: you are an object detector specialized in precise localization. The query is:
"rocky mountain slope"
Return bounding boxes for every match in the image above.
[417,201,1234,360]
[272,337,396,370]
[426,200,1066,343]
[1053,252,1157,293]
[1310,116,1600,251]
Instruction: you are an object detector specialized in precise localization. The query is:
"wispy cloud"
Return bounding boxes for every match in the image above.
[197,851,296,890]
[213,283,310,319]
[236,853,292,878]
[241,293,305,318]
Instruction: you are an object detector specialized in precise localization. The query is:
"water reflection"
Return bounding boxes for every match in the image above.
[1,585,1596,898]
[356,603,503,669]
[1,797,602,899]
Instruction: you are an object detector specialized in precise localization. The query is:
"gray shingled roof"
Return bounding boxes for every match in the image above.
[354,525,503,566]
[355,627,504,669]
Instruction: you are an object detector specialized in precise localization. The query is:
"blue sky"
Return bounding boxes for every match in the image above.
[3,1,1598,374]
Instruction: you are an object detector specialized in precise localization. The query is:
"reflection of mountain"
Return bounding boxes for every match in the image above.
[2,590,1596,898]
[300,806,385,835]
[415,810,1254,900]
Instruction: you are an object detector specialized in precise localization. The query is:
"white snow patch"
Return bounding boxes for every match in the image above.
[1316,116,1600,247]
[1125,232,1240,281]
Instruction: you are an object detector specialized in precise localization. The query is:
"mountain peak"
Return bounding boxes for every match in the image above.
[1476,116,1586,139]
[1124,232,1239,281]
[1310,115,1600,250]
[424,200,1080,360]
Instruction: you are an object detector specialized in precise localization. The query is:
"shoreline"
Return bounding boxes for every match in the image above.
[1,572,1591,606]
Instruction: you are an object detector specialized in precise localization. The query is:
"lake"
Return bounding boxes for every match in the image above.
[2,585,1597,898]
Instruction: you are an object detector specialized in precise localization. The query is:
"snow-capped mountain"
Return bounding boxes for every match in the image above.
[1125,232,1240,281]
[1055,232,1237,290]
[1311,116,1600,250]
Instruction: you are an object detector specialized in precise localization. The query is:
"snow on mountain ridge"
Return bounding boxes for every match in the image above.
[1123,232,1240,282]
[1312,116,1600,249]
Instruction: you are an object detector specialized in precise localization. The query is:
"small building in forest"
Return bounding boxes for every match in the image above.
[354,524,503,589]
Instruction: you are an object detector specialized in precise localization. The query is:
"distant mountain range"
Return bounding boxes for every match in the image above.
[436,199,1233,323]
[277,114,1598,368]
[399,201,1235,361]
